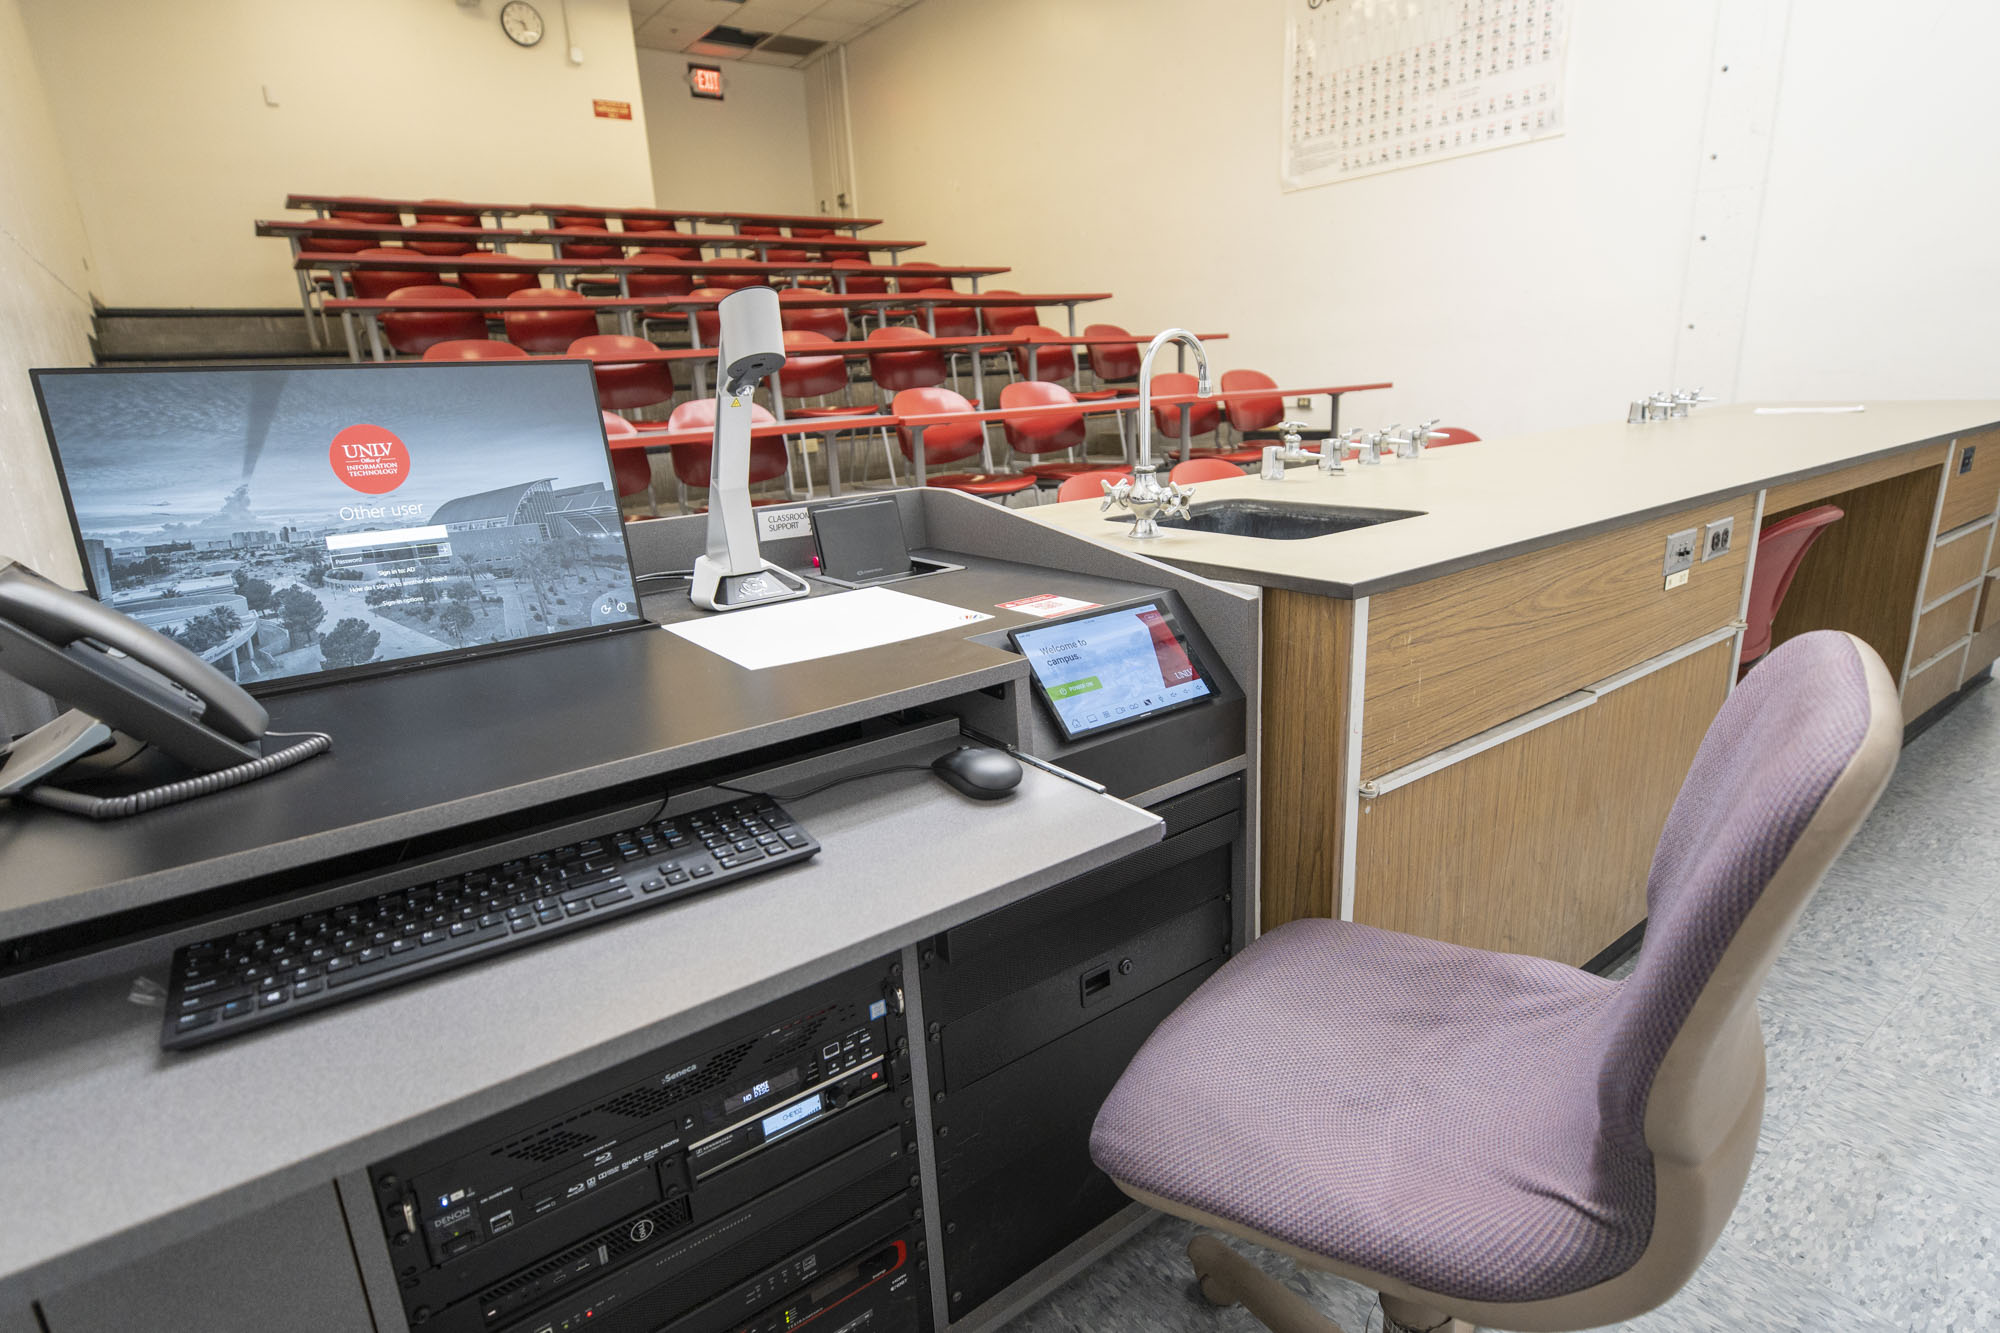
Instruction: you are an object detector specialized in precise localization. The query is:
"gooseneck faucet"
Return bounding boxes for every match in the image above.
[1102,329,1213,538]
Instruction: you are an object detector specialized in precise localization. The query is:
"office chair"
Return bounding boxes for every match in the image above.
[1740,505,1844,678]
[1092,630,1902,1333]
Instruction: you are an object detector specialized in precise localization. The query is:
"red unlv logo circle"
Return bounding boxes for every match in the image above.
[329,424,411,494]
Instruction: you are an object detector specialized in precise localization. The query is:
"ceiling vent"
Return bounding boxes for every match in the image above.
[757,34,827,57]
[692,24,767,52]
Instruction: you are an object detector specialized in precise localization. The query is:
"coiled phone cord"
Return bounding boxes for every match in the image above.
[25,730,333,820]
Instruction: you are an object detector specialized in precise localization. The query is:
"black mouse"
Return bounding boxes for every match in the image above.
[931,746,1023,801]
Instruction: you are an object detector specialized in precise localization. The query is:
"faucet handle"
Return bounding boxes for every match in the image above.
[1160,482,1194,520]
[1099,476,1131,512]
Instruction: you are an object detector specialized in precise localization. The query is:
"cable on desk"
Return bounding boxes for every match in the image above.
[716,764,931,804]
[24,729,333,820]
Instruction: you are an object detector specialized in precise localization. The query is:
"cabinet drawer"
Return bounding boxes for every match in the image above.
[1924,522,1994,604]
[1912,586,1978,668]
[1362,495,1750,777]
[1905,641,1968,722]
[1940,429,2000,532]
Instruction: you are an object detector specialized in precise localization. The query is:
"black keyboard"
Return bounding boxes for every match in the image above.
[162,794,818,1050]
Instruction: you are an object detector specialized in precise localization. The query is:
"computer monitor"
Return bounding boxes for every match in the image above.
[31,361,646,693]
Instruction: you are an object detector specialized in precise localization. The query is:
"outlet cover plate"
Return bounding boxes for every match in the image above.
[1701,516,1734,561]
[1663,527,1698,577]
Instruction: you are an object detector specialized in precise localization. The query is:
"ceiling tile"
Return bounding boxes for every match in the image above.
[808,0,895,22]
[732,0,819,20]
[774,16,854,40]
[738,48,804,65]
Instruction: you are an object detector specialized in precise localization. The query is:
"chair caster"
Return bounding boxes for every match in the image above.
[1185,1233,1347,1333]
[1192,1275,1236,1308]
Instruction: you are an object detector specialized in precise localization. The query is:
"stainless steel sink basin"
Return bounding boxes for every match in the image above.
[1107,500,1424,541]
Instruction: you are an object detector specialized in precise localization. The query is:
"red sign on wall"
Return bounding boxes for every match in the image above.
[593,98,633,120]
[688,64,724,100]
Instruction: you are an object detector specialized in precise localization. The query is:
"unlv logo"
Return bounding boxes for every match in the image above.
[329,424,411,494]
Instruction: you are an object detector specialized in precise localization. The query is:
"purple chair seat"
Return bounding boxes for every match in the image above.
[1090,921,1644,1303]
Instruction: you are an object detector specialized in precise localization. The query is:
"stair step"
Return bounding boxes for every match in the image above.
[92,307,330,360]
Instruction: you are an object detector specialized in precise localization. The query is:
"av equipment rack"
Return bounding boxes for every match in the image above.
[368,956,925,1333]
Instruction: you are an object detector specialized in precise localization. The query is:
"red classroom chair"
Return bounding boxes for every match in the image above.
[907,288,978,337]
[698,261,760,293]
[600,411,655,507]
[776,331,858,416]
[1055,469,1132,503]
[738,224,783,238]
[662,397,790,511]
[422,339,529,360]
[1009,324,1075,383]
[830,258,891,295]
[621,216,680,237]
[407,200,480,255]
[998,381,1101,483]
[504,287,598,353]
[569,334,677,412]
[1149,371,1223,461]
[300,221,375,255]
[350,248,429,300]
[779,287,850,342]
[792,226,837,239]
[1212,368,1291,465]
[686,287,736,347]
[331,208,400,224]
[380,286,486,356]
[1084,324,1142,387]
[893,261,953,293]
[551,225,620,260]
[865,326,951,401]
[1170,457,1244,485]
[981,291,1040,337]
[457,269,542,299]
[552,212,607,229]
[1739,505,1845,676]
[891,387,1037,500]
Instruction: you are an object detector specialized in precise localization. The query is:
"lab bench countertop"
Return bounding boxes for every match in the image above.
[1028,401,2000,597]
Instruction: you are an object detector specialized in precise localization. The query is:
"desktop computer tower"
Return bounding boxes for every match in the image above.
[366,955,927,1333]
[919,776,1242,1319]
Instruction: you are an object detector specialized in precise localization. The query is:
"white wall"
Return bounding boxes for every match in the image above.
[18,0,655,310]
[839,0,1998,438]
[0,0,93,586]
[1735,0,2000,401]
[637,51,815,215]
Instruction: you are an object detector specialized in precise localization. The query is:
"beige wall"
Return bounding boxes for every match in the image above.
[637,50,814,215]
[18,0,655,310]
[841,0,1719,440]
[0,0,93,586]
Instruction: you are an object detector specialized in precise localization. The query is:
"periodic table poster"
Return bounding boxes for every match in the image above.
[1283,0,1570,190]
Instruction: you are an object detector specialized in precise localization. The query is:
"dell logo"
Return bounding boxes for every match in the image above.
[630,1218,655,1243]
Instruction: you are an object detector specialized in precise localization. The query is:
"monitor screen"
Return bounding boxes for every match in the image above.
[32,362,644,693]
[1009,600,1216,741]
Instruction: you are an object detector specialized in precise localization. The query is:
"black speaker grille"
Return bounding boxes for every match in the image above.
[501,1127,596,1164]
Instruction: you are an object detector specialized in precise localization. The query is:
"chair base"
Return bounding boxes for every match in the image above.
[1187,1234,1471,1333]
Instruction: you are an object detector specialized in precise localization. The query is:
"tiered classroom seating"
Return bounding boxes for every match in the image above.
[262,192,1396,515]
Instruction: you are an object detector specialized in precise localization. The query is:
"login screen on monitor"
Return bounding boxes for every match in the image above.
[33,362,644,692]
[1011,601,1215,741]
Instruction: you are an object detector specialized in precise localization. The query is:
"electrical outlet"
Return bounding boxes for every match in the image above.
[1701,516,1734,561]
[1295,397,1311,409]
[1663,528,1697,579]
[1665,569,1690,590]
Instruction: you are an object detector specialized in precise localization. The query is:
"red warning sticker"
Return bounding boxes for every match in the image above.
[329,424,410,494]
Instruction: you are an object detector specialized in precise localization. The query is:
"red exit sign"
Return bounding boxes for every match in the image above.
[688,64,724,100]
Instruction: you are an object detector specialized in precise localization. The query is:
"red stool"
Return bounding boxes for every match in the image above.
[1740,505,1844,677]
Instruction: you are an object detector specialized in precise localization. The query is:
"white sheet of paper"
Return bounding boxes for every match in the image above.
[1752,405,1867,415]
[665,586,994,670]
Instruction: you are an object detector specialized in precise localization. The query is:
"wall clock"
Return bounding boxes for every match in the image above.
[500,1,545,47]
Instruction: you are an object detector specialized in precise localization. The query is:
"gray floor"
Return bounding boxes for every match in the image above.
[1008,678,2000,1333]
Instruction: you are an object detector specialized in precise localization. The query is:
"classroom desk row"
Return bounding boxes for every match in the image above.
[260,219,924,259]
[607,380,1390,499]
[284,193,880,235]
[296,250,1009,295]
[323,290,1119,360]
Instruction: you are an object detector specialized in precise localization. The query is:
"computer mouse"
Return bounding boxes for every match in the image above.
[930,746,1024,801]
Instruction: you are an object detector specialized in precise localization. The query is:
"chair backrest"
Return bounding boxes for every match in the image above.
[779,288,850,341]
[891,387,984,466]
[911,288,978,338]
[552,225,620,259]
[567,333,657,361]
[998,380,1084,454]
[738,224,783,237]
[894,260,951,293]
[626,271,694,299]
[1056,469,1131,503]
[620,217,679,234]
[1010,325,1075,383]
[792,226,837,239]
[765,248,814,263]
[1429,426,1481,446]
[1169,457,1241,484]
[981,290,1039,336]
[502,287,598,353]
[688,287,735,344]
[381,286,485,354]
[1084,324,1142,383]
[865,325,949,394]
[301,222,376,255]
[1740,506,1844,664]
[1586,631,1899,1304]
[415,201,480,226]
[552,212,607,229]
[1219,369,1284,433]
[831,259,890,295]
[351,248,425,300]
[778,331,849,400]
[422,339,529,360]
[600,412,653,499]
[332,208,399,224]
[457,269,541,299]
[662,398,785,489]
[1149,372,1219,438]
[699,262,759,292]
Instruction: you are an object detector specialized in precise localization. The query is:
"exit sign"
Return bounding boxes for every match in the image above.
[688,64,724,100]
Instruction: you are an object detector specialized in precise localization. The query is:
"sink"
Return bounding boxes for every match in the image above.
[1107,500,1424,541]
